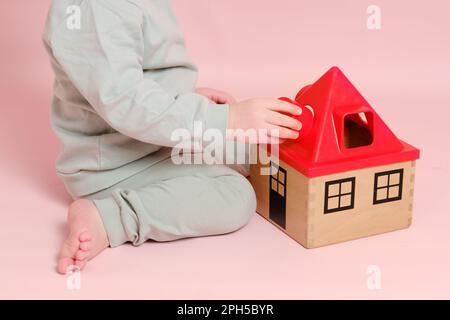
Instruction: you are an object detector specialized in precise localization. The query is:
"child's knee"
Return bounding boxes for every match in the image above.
[222,174,256,230]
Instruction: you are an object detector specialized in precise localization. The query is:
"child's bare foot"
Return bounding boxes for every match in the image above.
[57,199,109,274]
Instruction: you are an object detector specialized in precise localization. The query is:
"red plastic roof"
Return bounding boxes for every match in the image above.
[269,67,420,177]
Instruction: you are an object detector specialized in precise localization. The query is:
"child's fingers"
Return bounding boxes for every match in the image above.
[266,111,302,131]
[198,88,237,104]
[261,99,302,115]
[218,92,237,104]
[267,124,300,140]
[210,92,235,104]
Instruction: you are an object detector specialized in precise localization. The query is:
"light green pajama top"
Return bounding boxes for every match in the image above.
[42,0,229,197]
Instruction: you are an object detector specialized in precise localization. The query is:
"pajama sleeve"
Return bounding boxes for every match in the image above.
[48,0,228,147]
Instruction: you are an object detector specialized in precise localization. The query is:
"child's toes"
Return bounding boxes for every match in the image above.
[75,249,89,261]
[58,257,74,275]
[75,259,87,269]
[79,241,91,251]
[79,231,92,242]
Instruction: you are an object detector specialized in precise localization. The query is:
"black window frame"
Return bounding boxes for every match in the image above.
[270,162,287,198]
[373,169,404,204]
[324,177,356,214]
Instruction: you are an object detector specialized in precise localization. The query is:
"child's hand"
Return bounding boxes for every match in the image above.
[227,98,303,144]
[196,87,237,104]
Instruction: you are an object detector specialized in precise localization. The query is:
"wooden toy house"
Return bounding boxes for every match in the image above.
[250,67,420,248]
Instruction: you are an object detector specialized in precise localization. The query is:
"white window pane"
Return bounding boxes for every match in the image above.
[328,184,340,196]
[327,197,339,210]
[271,167,278,178]
[377,175,388,187]
[340,194,352,207]
[278,171,285,184]
[341,181,353,194]
[390,173,400,185]
[278,184,285,197]
[271,179,277,191]
[389,186,400,198]
[377,188,388,201]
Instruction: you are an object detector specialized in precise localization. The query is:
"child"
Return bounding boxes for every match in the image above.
[43,0,302,274]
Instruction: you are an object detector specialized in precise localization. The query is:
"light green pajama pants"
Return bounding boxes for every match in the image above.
[83,158,256,248]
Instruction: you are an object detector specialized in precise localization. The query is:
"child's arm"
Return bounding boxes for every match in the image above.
[195,91,303,144]
[46,0,228,147]
[47,0,301,146]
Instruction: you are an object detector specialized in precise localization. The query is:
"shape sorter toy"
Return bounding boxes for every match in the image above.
[250,67,420,248]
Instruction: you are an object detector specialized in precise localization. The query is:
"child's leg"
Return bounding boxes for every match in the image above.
[85,158,256,247]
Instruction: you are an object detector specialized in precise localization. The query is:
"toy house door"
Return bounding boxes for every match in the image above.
[269,163,287,229]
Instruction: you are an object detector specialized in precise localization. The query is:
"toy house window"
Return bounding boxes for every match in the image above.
[324,177,356,214]
[344,112,373,148]
[270,162,286,197]
[373,169,403,204]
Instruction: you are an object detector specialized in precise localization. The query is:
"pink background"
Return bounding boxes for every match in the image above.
[1,0,449,299]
